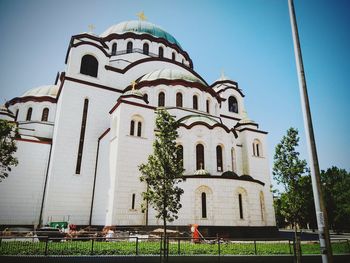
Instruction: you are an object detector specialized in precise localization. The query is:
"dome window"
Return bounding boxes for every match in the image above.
[41,108,49,122]
[14,109,19,121]
[193,95,198,110]
[172,52,176,61]
[143,43,149,55]
[111,43,117,56]
[216,145,223,172]
[80,55,98,77]
[176,92,183,107]
[26,107,32,121]
[206,99,210,114]
[159,46,164,58]
[158,92,165,107]
[196,143,204,170]
[228,96,238,113]
[127,42,133,53]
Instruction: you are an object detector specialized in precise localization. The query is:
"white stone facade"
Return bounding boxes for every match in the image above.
[0,20,275,228]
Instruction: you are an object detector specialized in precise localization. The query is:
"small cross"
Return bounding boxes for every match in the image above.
[88,24,95,33]
[136,11,147,21]
[220,69,226,79]
[131,80,137,90]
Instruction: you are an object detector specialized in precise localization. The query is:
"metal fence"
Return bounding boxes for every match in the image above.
[0,235,349,257]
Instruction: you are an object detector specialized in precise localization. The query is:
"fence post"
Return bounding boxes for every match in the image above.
[218,237,221,256]
[91,238,94,255]
[288,240,292,254]
[136,237,138,255]
[44,237,49,256]
[347,239,350,253]
[177,238,180,255]
[254,240,257,255]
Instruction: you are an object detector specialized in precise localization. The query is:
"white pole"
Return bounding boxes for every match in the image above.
[287,0,333,262]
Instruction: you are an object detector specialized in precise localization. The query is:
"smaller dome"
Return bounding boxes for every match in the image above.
[0,105,13,115]
[238,110,256,125]
[194,169,210,176]
[139,69,206,85]
[123,89,144,97]
[21,85,58,98]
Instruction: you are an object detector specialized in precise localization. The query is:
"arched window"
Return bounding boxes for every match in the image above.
[41,108,49,121]
[111,43,117,55]
[137,122,142,137]
[131,193,136,210]
[253,139,262,157]
[231,147,237,173]
[206,99,210,113]
[127,41,133,53]
[143,43,149,55]
[177,145,184,168]
[260,192,265,221]
[80,55,98,77]
[201,192,207,218]
[196,144,204,170]
[238,193,243,219]
[176,92,183,107]
[228,96,238,113]
[193,95,198,110]
[158,92,165,107]
[172,52,176,61]
[26,107,32,121]
[159,46,164,58]
[216,145,223,172]
[14,109,19,121]
[130,120,135,136]
[143,93,148,102]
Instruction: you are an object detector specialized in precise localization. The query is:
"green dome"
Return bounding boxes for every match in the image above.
[139,69,206,85]
[101,20,182,48]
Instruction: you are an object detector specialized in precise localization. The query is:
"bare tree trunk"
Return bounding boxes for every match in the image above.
[294,224,302,263]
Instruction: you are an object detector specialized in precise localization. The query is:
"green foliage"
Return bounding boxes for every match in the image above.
[139,109,184,228]
[273,128,308,227]
[0,119,19,182]
[321,167,350,232]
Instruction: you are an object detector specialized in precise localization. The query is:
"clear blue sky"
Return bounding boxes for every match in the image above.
[1,0,349,183]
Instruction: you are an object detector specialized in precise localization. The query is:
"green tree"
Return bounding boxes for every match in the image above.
[0,119,19,182]
[139,109,184,261]
[273,127,308,262]
[321,167,350,232]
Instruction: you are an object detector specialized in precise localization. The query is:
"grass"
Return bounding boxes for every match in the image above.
[0,239,349,256]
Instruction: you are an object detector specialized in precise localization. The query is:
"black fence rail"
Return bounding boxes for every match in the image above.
[0,235,349,256]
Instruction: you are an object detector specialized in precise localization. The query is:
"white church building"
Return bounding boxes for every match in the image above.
[0,20,276,233]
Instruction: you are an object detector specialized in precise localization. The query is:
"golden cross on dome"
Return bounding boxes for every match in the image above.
[131,80,137,90]
[136,11,147,21]
[88,24,95,33]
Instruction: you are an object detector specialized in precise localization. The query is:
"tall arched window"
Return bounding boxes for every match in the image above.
[143,43,149,55]
[41,108,49,121]
[131,193,136,210]
[130,120,135,136]
[14,109,19,121]
[172,52,176,61]
[206,99,210,113]
[216,145,223,172]
[137,122,142,137]
[80,55,98,77]
[159,46,164,58]
[76,99,89,174]
[158,92,165,107]
[177,145,184,168]
[231,147,237,173]
[143,93,148,102]
[26,107,32,121]
[253,139,262,157]
[111,43,117,55]
[228,96,238,113]
[176,92,183,107]
[193,95,198,110]
[260,192,265,221]
[201,192,207,218]
[127,41,133,53]
[238,193,243,219]
[196,144,204,170]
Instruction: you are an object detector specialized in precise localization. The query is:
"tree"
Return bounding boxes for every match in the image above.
[139,109,184,261]
[0,119,19,182]
[273,127,308,262]
[321,167,350,232]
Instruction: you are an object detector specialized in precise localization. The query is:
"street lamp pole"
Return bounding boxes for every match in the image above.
[287,0,333,262]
